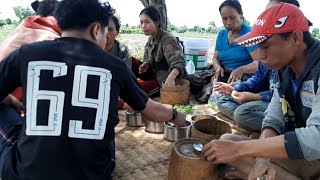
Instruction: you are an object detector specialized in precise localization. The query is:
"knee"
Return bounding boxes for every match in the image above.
[233,105,251,123]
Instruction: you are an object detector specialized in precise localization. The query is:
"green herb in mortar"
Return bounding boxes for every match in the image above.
[173,104,193,114]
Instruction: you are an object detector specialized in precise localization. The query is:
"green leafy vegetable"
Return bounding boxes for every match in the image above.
[173,104,193,114]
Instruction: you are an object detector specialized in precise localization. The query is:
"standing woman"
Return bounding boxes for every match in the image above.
[139,6,185,86]
[212,0,260,83]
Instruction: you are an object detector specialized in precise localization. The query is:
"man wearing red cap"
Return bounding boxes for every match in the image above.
[202,3,320,180]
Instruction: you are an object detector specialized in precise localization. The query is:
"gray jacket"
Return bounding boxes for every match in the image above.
[109,40,132,68]
[262,37,320,161]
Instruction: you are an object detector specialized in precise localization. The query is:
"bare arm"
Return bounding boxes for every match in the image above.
[238,47,260,74]
[212,51,224,81]
[227,49,260,83]
[140,98,185,127]
[240,48,260,74]
[212,51,222,70]
[164,68,179,86]
[238,135,288,159]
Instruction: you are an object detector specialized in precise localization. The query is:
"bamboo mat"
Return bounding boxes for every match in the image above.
[112,104,251,180]
[112,110,172,180]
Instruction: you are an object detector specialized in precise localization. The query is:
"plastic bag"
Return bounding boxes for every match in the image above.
[186,60,195,75]
[207,80,220,110]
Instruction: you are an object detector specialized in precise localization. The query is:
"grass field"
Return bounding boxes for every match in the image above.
[0,24,17,42]
[0,24,217,63]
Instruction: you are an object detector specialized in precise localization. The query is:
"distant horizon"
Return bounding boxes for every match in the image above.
[0,0,319,29]
[107,0,320,29]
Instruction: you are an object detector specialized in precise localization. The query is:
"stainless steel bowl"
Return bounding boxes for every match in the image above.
[145,121,165,134]
[125,112,145,127]
[164,120,192,142]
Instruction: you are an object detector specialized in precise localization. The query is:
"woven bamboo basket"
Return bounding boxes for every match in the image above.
[191,116,231,142]
[160,79,190,105]
[168,138,218,180]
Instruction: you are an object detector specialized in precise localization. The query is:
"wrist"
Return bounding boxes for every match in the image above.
[170,108,177,121]
[252,93,262,101]
[170,72,178,78]
[238,66,246,73]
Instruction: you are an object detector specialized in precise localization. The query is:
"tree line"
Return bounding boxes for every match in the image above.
[1,4,320,39]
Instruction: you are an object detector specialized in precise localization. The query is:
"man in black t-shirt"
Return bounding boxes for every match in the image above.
[0,0,185,179]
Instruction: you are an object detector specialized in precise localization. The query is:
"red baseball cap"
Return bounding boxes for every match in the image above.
[235,3,309,47]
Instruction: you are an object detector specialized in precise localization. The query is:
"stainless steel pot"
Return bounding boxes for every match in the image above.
[145,121,165,134]
[164,120,192,142]
[125,112,145,127]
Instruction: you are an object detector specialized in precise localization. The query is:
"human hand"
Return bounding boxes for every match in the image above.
[202,140,242,164]
[231,91,260,104]
[212,66,224,82]
[173,111,186,128]
[248,158,276,180]
[164,76,176,86]
[228,67,244,83]
[138,62,150,74]
[213,82,234,94]
[123,103,134,112]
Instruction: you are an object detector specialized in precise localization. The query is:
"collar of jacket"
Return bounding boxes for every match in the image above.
[279,37,320,91]
[150,28,165,45]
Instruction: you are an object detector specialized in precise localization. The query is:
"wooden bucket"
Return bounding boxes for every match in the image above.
[160,79,190,105]
[168,138,218,180]
[191,116,231,142]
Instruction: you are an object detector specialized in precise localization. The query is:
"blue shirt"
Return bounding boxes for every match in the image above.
[215,23,259,69]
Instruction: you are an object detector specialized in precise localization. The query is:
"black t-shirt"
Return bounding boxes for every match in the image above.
[0,37,148,180]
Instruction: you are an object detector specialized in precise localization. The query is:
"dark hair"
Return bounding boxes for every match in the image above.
[139,6,161,28]
[110,15,120,32]
[278,32,312,47]
[34,0,59,16]
[279,0,300,7]
[219,0,243,15]
[54,0,114,31]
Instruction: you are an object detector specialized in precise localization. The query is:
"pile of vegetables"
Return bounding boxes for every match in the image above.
[173,104,193,114]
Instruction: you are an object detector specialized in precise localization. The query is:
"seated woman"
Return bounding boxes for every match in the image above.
[105,15,160,99]
[138,6,185,87]
[212,0,259,83]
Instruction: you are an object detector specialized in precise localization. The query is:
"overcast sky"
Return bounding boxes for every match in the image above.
[1,0,319,28]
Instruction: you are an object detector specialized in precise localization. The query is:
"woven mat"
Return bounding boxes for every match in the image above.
[112,110,172,180]
[112,102,252,180]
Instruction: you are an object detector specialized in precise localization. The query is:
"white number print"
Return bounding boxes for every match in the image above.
[26,61,67,136]
[26,62,112,140]
[69,65,111,140]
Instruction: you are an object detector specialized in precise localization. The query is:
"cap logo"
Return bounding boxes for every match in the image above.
[274,16,288,28]
[254,19,266,26]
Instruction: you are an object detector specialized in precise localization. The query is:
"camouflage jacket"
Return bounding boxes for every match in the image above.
[143,28,185,85]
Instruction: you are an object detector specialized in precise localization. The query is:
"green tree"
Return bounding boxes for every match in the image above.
[0,19,4,27]
[167,19,176,32]
[5,18,12,25]
[207,21,218,34]
[13,6,35,22]
[176,26,187,33]
[312,28,319,38]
